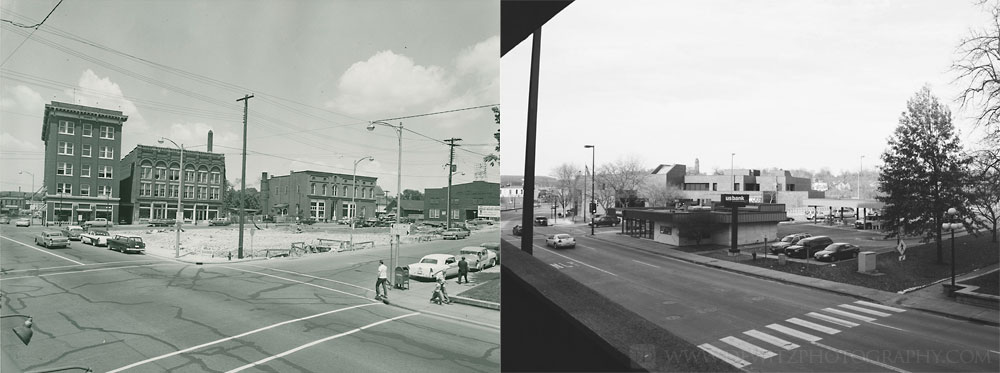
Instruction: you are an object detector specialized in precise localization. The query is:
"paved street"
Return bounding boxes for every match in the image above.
[1,225,499,372]
[504,207,999,371]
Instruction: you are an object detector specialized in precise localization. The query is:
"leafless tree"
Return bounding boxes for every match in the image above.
[638,176,685,207]
[954,0,1000,141]
[597,155,648,208]
[551,163,581,216]
[967,147,1000,242]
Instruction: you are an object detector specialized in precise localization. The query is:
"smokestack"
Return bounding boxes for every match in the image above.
[694,158,700,175]
[207,130,214,152]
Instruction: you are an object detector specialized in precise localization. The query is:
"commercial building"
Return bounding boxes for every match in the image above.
[424,180,500,225]
[0,191,31,215]
[622,202,789,247]
[118,136,227,224]
[399,199,425,220]
[259,170,378,222]
[644,164,822,209]
[40,102,128,224]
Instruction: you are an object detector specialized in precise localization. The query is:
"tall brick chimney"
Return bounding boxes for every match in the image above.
[207,130,214,152]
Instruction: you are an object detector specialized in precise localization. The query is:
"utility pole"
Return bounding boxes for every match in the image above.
[236,94,254,259]
[444,138,462,229]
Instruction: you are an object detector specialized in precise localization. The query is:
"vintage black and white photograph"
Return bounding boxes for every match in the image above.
[501,0,999,372]
[1,1,500,372]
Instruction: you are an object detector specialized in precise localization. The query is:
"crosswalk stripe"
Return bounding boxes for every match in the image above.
[840,304,892,317]
[550,263,564,269]
[822,307,876,322]
[720,336,778,359]
[787,318,840,335]
[743,329,800,351]
[806,312,859,328]
[698,343,750,368]
[766,323,822,342]
[854,300,905,313]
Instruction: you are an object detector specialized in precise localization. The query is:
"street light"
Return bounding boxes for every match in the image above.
[731,153,736,191]
[19,170,34,223]
[584,145,596,236]
[943,207,962,290]
[858,155,864,200]
[1,314,34,345]
[158,137,184,258]
[351,156,374,248]
[368,121,403,284]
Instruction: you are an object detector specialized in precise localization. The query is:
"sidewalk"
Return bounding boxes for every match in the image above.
[587,232,1000,327]
[380,265,501,331]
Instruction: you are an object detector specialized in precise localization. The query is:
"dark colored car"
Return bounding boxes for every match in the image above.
[769,233,812,255]
[588,215,619,227]
[513,225,522,236]
[209,218,231,226]
[785,236,834,259]
[534,216,548,226]
[814,243,862,262]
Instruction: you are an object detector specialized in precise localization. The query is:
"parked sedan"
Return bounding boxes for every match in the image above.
[588,215,620,227]
[769,233,812,255]
[14,218,31,227]
[61,225,85,241]
[459,246,498,271]
[35,231,70,248]
[80,229,111,246]
[408,254,459,280]
[0,216,10,224]
[442,227,470,240]
[208,218,231,226]
[814,243,862,262]
[545,234,576,249]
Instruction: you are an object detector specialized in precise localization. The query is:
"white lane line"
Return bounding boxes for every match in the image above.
[765,324,822,342]
[839,304,892,317]
[632,259,660,268]
[720,336,777,359]
[0,235,85,265]
[812,341,911,373]
[806,312,859,328]
[107,303,379,373]
[869,322,908,332]
[0,263,167,281]
[1,259,167,274]
[224,312,420,373]
[786,317,840,335]
[536,244,618,277]
[551,263,564,269]
[854,300,905,313]
[743,329,799,351]
[219,266,373,302]
[243,265,372,293]
[697,343,750,369]
[822,307,876,322]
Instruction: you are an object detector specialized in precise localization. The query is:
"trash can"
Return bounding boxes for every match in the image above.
[394,266,409,290]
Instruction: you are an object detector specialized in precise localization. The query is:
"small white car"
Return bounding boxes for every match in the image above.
[35,231,70,248]
[408,254,459,280]
[458,246,498,271]
[15,218,31,227]
[80,230,111,246]
[545,234,576,249]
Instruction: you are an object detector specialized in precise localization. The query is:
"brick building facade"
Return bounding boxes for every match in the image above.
[424,181,500,225]
[259,171,378,222]
[119,144,226,224]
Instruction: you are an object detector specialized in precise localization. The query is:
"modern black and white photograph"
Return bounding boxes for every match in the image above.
[501,0,999,371]
[1,1,500,372]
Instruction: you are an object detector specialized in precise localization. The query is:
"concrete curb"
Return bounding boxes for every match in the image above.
[450,295,501,310]
[384,299,502,331]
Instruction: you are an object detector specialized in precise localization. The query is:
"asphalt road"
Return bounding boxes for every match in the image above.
[504,207,999,372]
[0,224,499,372]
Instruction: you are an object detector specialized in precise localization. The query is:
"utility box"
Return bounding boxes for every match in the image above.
[858,251,877,273]
[778,254,787,266]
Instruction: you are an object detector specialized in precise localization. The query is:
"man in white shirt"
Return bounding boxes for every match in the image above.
[376,260,389,300]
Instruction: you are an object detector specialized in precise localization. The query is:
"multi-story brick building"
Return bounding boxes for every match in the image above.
[424,181,500,225]
[0,191,31,216]
[259,171,378,222]
[118,139,226,224]
[41,102,128,224]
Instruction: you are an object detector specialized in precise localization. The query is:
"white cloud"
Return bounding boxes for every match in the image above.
[66,69,149,132]
[1,85,44,112]
[0,132,41,152]
[325,50,453,117]
[456,35,499,79]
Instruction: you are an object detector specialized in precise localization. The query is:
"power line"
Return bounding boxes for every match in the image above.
[1,0,64,66]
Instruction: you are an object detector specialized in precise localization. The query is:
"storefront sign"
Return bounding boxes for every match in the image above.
[721,194,749,207]
[478,205,500,218]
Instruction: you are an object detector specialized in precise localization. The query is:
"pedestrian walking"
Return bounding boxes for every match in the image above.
[457,256,469,284]
[375,260,388,300]
[435,270,451,303]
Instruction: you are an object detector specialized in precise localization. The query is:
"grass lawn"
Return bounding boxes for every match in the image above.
[456,272,500,303]
[701,234,999,293]
[961,269,1000,296]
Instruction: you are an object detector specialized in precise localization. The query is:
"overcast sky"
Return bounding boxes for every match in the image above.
[501,0,992,180]
[1,0,499,195]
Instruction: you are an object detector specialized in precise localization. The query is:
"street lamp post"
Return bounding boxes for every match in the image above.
[858,155,864,200]
[943,207,961,289]
[368,120,403,284]
[19,170,34,222]
[351,156,374,248]
[158,137,184,258]
[731,153,736,191]
[584,145,595,236]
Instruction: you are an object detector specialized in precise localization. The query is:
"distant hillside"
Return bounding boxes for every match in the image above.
[501,175,557,187]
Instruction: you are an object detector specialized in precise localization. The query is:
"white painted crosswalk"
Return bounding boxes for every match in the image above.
[697,301,908,370]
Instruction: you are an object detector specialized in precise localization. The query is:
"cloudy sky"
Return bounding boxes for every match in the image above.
[1,0,499,195]
[501,0,992,179]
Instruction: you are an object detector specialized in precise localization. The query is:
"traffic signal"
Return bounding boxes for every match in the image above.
[590,202,597,214]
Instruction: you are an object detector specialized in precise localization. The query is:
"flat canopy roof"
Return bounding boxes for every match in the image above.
[803,198,885,210]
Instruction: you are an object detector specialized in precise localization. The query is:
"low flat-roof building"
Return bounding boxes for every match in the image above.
[622,202,788,247]
[644,164,823,209]
[424,181,500,225]
[259,170,378,223]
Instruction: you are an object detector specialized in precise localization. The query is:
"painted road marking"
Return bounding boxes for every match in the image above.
[697,343,750,369]
[854,300,905,313]
[743,329,799,350]
[224,312,420,373]
[720,336,777,359]
[0,259,164,274]
[245,265,371,293]
[0,263,167,281]
[839,304,892,317]
[765,324,822,342]
[631,259,660,268]
[806,312,859,328]
[786,317,840,335]
[107,303,379,373]
[219,266,373,301]
[822,307,876,322]
[0,235,85,265]
[812,341,910,373]
[551,263,564,269]
[536,244,618,277]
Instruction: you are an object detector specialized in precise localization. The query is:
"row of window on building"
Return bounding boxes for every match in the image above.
[271,184,376,199]
[307,200,368,220]
[57,120,116,139]
[139,164,222,184]
[55,163,114,178]
[56,142,116,158]
[427,209,462,219]
[137,184,221,200]
[54,183,112,196]
[683,183,798,191]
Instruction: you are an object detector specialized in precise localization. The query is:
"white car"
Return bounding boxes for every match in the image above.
[80,229,111,246]
[458,246,498,271]
[546,234,576,248]
[408,254,459,280]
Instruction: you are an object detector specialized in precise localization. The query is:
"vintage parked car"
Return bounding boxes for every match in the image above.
[785,236,834,259]
[15,218,31,227]
[208,218,231,226]
[769,233,813,255]
[512,225,522,236]
[61,225,85,241]
[545,234,576,249]
[458,246,498,271]
[147,219,176,227]
[80,229,111,246]
[82,217,113,229]
[588,215,620,227]
[480,242,500,264]
[442,227,470,240]
[408,254,459,280]
[0,216,10,224]
[35,231,70,248]
[108,234,146,254]
[814,243,862,262]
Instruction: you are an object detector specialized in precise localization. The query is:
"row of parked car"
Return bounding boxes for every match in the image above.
[32,225,146,254]
[768,233,862,262]
[407,243,500,280]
